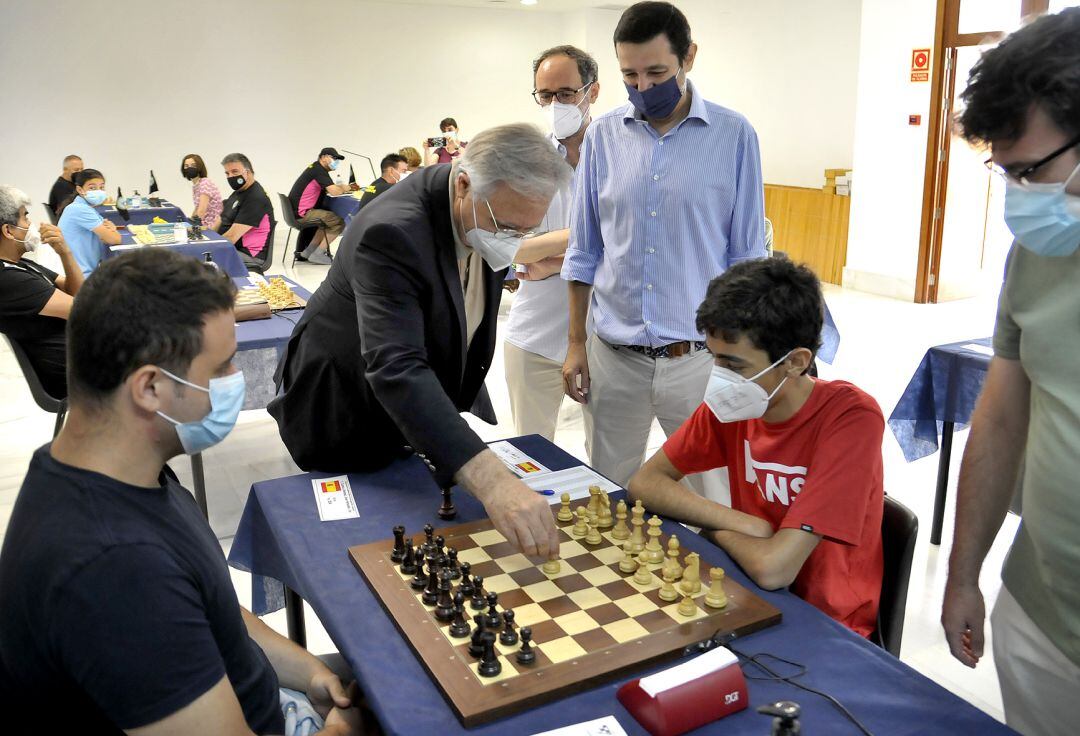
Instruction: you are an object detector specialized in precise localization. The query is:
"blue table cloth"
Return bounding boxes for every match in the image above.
[327,194,362,226]
[233,275,309,409]
[887,338,992,463]
[108,229,249,278]
[96,201,186,226]
[228,435,1011,736]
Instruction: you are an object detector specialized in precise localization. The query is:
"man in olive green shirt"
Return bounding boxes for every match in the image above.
[941,9,1080,735]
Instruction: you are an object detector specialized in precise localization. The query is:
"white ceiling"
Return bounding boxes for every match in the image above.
[385,0,629,12]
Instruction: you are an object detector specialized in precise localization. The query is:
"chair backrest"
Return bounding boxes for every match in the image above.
[42,202,58,225]
[277,192,301,230]
[1,333,63,414]
[874,495,918,657]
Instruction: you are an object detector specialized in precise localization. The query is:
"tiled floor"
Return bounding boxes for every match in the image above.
[0,252,1017,724]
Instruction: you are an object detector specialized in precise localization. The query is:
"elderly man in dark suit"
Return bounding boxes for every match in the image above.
[270,124,572,559]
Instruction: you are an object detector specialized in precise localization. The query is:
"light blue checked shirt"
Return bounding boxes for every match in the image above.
[561,80,766,347]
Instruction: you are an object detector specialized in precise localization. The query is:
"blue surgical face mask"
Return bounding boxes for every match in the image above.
[625,68,684,120]
[1004,161,1080,257]
[83,189,108,206]
[329,159,340,171]
[156,368,245,454]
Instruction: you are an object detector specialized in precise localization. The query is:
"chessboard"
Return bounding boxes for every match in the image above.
[234,277,307,311]
[349,491,782,727]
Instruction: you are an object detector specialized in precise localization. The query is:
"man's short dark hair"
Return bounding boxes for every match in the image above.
[221,152,254,172]
[73,169,104,188]
[614,1,692,63]
[533,45,599,87]
[63,154,82,165]
[180,153,208,178]
[67,249,236,406]
[380,153,407,172]
[696,257,823,368]
[959,8,1080,145]
[440,117,458,132]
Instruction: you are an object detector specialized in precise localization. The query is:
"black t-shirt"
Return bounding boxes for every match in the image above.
[0,258,67,398]
[48,176,75,215]
[220,181,275,259]
[358,177,393,208]
[0,447,282,734]
[288,161,334,217]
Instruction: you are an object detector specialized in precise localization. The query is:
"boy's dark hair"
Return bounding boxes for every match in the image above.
[67,249,236,406]
[380,153,407,172]
[959,8,1080,145]
[696,257,823,369]
[614,2,692,63]
[73,169,104,188]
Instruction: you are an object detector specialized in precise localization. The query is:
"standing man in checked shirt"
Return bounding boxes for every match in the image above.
[561,1,766,488]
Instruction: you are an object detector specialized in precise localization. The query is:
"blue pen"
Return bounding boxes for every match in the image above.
[534,489,556,496]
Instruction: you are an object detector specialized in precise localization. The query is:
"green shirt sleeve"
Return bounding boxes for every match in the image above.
[993,244,1021,360]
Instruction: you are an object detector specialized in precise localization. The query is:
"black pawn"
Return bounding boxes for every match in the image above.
[435,535,446,556]
[470,577,486,610]
[410,555,428,590]
[478,632,502,678]
[400,543,417,576]
[435,570,455,622]
[485,591,501,629]
[391,525,406,563]
[422,555,441,606]
[458,563,473,598]
[423,523,435,554]
[500,610,518,646]
[446,547,461,580]
[516,627,536,665]
[468,614,487,658]
[448,592,471,638]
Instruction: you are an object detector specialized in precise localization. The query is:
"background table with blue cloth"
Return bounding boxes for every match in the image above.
[95,201,186,226]
[108,229,249,278]
[887,337,993,544]
[233,275,310,410]
[228,434,1011,736]
[327,193,363,226]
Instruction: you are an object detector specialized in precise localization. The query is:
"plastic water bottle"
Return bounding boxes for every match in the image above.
[174,217,188,244]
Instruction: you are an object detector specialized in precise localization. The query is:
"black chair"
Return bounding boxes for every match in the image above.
[872,495,919,657]
[2,334,67,437]
[241,221,277,275]
[42,203,58,226]
[276,193,325,267]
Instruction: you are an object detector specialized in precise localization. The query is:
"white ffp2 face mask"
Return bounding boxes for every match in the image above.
[543,97,589,140]
[10,222,41,253]
[703,351,791,423]
[461,196,521,271]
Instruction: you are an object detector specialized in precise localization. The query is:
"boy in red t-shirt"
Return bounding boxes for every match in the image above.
[627,258,884,637]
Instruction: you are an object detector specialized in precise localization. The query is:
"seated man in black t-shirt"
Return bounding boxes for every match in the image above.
[213,152,278,273]
[358,153,409,209]
[0,184,85,398]
[0,249,362,736]
[287,147,355,264]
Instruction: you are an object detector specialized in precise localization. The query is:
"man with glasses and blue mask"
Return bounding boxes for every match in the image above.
[270,124,573,561]
[287,147,355,264]
[561,1,767,494]
[941,10,1080,734]
[0,249,364,735]
[627,257,884,637]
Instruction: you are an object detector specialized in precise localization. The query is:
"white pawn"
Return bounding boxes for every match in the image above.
[663,536,683,580]
[705,567,728,609]
[572,506,588,537]
[612,500,630,540]
[619,541,638,573]
[633,557,653,586]
[585,519,602,545]
[557,492,574,522]
[659,569,679,602]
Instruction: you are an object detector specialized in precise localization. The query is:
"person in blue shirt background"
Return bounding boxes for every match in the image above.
[561,1,766,493]
[57,168,122,276]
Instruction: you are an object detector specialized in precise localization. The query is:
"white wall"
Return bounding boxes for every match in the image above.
[843,0,937,300]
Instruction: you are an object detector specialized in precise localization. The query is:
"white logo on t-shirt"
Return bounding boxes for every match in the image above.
[744,440,807,507]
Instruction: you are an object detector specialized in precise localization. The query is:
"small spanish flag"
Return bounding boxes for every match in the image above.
[321,480,341,494]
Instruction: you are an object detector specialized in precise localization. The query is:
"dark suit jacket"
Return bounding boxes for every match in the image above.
[268,165,504,486]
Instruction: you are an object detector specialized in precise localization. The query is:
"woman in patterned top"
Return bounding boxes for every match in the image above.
[180,153,223,228]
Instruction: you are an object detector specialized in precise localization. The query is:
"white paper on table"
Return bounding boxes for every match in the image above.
[962,343,994,357]
[638,646,738,698]
[311,475,360,521]
[521,466,621,505]
[488,440,551,477]
[531,715,628,736]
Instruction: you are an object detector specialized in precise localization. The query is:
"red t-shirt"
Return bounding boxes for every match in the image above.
[664,379,884,637]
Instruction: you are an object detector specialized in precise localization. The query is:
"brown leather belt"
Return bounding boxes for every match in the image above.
[612,340,707,359]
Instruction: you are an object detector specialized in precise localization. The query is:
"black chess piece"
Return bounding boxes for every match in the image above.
[477,631,502,678]
[516,627,536,665]
[391,525,406,563]
[468,614,487,658]
[448,592,471,638]
[400,543,417,576]
[458,563,473,598]
[499,610,519,646]
[470,577,486,610]
[423,523,435,555]
[446,548,461,580]
[485,591,501,629]
[434,570,455,622]
[410,555,428,590]
[422,555,442,606]
[439,486,457,520]
[433,535,445,557]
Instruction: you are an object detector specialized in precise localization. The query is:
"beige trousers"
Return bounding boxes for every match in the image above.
[504,342,570,442]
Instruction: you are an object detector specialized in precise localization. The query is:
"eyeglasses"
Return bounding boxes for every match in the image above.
[532,82,593,106]
[483,199,543,240]
[984,133,1080,184]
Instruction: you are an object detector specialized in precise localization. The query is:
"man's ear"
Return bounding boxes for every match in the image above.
[787,347,814,376]
[683,42,698,74]
[128,365,168,416]
[455,170,471,201]
[588,82,601,104]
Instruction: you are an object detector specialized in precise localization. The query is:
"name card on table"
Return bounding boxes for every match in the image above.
[531,715,629,736]
[311,475,360,521]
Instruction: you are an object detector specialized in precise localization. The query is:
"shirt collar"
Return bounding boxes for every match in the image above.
[622,78,710,127]
[547,131,569,159]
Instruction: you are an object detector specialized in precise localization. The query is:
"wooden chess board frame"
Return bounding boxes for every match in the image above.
[349,502,781,727]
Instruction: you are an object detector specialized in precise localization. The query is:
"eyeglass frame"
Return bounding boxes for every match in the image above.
[481,198,544,241]
[984,132,1080,184]
[531,81,594,107]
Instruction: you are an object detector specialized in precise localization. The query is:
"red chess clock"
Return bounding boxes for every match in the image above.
[617,646,748,736]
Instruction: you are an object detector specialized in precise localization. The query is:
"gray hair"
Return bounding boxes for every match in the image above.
[0,185,31,228]
[533,45,599,87]
[221,152,254,172]
[457,123,573,201]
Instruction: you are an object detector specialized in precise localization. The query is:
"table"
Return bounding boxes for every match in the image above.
[233,275,311,410]
[107,229,249,278]
[888,338,992,544]
[327,193,363,226]
[96,201,186,226]
[228,435,1013,736]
